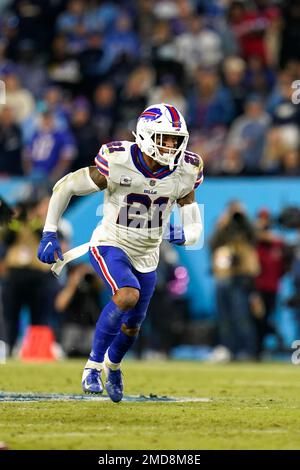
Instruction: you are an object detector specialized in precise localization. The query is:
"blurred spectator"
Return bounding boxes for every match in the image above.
[16,40,48,99]
[253,208,287,358]
[281,143,300,175]
[0,14,20,61]
[245,54,276,97]
[147,74,187,115]
[9,0,50,53]
[228,0,280,64]
[262,125,300,175]
[215,11,240,58]
[1,198,50,354]
[0,105,23,176]
[210,201,259,360]
[227,1,249,58]
[222,55,247,118]
[136,0,156,44]
[24,111,76,183]
[78,32,104,92]
[55,0,86,37]
[188,66,235,131]
[70,98,99,171]
[55,263,103,357]
[223,94,270,175]
[286,228,300,341]
[84,0,120,35]
[92,83,117,142]
[171,0,196,35]
[280,0,300,67]
[149,20,184,84]
[264,4,282,68]
[4,70,35,124]
[101,12,140,75]
[260,70,300,174]
[188,126,228,175]
[153,0,180,21]
[267,71,300,127]
[175,15,223,74]
[0,38,13,76]
[117,65,154,132]
[48,35,81,91]
[284,59,300,80]
[32,194,73,340]
[41,86,71,131]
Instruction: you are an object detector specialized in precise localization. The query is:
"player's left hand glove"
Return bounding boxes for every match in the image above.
[37,231,64,264]
[167,224,186,246]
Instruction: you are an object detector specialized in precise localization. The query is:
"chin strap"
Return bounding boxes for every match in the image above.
[169,159,175,171]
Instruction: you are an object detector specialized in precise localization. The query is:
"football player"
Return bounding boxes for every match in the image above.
[38,103,203,402]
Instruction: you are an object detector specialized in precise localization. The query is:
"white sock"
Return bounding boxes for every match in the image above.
[104,351,120,371]
[84,359,103,371]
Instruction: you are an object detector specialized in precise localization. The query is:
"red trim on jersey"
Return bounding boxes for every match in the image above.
[91,247,118,294]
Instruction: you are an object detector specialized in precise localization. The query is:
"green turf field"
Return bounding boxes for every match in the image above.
[0,359,300,450]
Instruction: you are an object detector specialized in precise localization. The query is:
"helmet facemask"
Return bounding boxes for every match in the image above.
[151,132,188,170]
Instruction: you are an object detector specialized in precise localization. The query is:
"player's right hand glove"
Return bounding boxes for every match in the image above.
[37,231,64,264]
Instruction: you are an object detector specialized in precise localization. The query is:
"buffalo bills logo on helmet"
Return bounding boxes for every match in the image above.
[165,105,182,129]
[139,107,162,122]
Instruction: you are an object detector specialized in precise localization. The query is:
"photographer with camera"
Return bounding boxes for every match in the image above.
[210,201,259,360]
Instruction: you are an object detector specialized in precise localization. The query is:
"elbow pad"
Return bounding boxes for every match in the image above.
[179,202,203,246]
[44,168,99,232]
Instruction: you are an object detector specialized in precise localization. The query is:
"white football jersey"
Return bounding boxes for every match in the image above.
[90,141,203,272]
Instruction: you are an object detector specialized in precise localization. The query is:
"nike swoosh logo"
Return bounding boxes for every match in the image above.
[83,381,93,389]
[43,242,53,254]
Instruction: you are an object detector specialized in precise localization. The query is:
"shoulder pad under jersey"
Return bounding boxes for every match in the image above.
[94,141,132,177]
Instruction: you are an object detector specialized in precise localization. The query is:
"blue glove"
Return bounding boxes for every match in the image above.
[167,224,186,246]
[37,231,64,264]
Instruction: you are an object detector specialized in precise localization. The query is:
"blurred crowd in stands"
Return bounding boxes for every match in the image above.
[209,201,293,361]
[0,0,299,179]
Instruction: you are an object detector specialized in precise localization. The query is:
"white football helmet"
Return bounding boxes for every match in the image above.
[133,103,189,170]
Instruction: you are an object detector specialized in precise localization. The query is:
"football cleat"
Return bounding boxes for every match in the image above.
[104,366,123,403]
[82,368,103,394]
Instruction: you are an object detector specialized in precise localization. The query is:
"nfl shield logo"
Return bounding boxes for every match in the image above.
[150,180,156,186]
